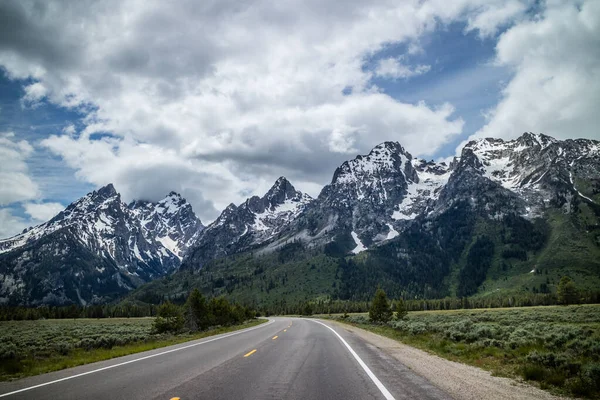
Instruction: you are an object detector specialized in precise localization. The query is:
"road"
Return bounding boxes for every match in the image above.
[0,318,451,400]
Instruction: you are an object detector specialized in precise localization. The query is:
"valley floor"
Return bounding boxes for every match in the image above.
[0,318,265,381]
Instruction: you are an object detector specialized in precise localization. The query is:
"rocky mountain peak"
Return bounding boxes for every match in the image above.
[516,132,556,149]
[331,141,414,186]
[95,183,118,199]
[263,177,302,208]
[186,177,313,268]
[370,141,409,156]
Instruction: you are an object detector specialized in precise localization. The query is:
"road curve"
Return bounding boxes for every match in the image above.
[0,318,451,400]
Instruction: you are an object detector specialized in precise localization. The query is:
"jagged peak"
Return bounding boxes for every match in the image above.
[464,133,560,154]
[94,183,118,199]
[369,141,407,155]
[516,132,557,148]
[264,176,300,203]
[332,141,412,185]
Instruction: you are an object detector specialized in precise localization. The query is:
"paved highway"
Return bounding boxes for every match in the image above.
[0,318,451,400]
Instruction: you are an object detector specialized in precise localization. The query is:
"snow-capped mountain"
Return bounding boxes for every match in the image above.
[184,132,599,269]
[437,132,600,218]
[164,132,598,304]
[0,184,203,305]
[256,142,452,254]
[130,192,204,260]
[184,177,312,268]
[2,132,599,305]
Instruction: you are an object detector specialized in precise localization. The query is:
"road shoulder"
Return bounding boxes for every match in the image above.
[327,320,566,400]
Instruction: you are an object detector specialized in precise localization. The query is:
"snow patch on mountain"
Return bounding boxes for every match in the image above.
[351,231,367,254]
[570,171,595,203]
[392,159,450,221]
[386,224,399,240]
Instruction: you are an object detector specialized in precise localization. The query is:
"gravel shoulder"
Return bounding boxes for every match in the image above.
[329,320,567,400]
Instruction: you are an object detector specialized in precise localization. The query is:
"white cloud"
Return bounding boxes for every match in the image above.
[0,209,30,239]
[0,0,562,222]
[0,132,39,206]
[374,57,431,80]
[23,202,64,222]
[465,0,531,38]
[471,0,600,142]
[21,81,47,107]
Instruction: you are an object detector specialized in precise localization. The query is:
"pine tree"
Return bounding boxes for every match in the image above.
[557,276,579,305]
[369,288,392,323]
[184,288,211,331]
[395,298,407,320]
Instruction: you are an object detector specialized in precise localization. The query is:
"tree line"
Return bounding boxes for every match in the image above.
[153,289,257,333]
[0,276,595,321]
[0,303,159,321]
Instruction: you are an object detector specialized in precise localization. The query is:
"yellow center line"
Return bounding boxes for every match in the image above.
[170,398,180,400]
[283,329,287,332]
[243,349,257,357]
[272,336,278,340]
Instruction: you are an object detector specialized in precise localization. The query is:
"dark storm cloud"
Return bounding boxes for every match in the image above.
[0,1,82,70]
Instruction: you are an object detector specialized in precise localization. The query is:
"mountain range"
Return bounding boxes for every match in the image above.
[1,132,599,306]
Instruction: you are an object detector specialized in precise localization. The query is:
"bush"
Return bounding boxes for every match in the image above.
[153,301,184,333]
[566,377,594,397]
[521,364,546,381]
[583,363,600,391]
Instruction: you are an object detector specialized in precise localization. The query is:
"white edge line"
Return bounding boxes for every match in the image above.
[308,319,395,400]
[0,319,274,398]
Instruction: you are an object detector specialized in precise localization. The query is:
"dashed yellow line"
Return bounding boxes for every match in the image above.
[284,329,287,332]
[170,397,180,400]
[272,336,278,340]
[243,349,257,357]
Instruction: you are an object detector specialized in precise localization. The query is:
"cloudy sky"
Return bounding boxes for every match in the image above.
[0,0,599,237]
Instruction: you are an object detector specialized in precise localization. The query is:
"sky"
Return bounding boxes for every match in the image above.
[0,0,599,237]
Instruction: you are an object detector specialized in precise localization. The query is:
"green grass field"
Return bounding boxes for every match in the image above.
[330,305,600,398]
[0,317,265,381]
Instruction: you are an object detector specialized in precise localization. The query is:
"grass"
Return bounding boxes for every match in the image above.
[0,317,266,381]
[327,305,600,398]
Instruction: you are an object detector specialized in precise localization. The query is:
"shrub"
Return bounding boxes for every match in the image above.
[52,341,72,356]
[583,363,600,391]
[521,364,546,381]
[153,301,184,333]
[0,343,19,360]
[566,377,593,397]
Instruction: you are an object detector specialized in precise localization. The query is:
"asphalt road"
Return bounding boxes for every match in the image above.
[0,318,452,400]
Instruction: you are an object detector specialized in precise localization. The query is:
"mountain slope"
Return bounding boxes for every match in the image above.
[0,185,203,305]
